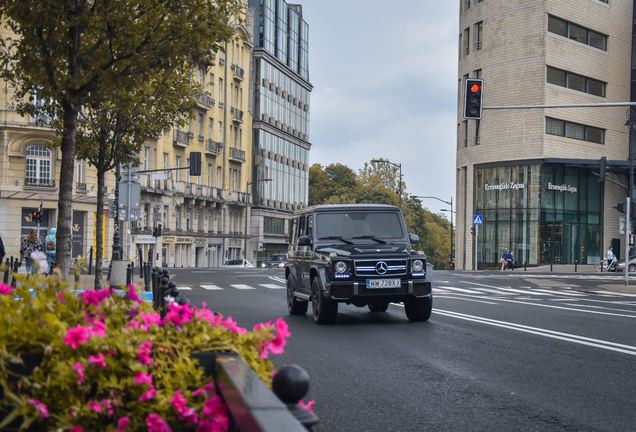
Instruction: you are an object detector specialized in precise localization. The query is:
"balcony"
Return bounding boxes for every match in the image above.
[196,94,212,110]
[231,107,244,123]
[76,182,87,191]
[231,64,244,81]
[205,139,223,156]
[29,114,52,127]
[173,129,190,147]
[228,147,246,163]
[25,178,56,188]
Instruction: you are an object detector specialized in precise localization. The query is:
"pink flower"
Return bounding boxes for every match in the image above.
[202,396,224,417]
[170,390,199,424]
[0,282,13,295]
[88,401,102,413]
[146,413,172,432]
[63,325,93,349]
[101,399,114,416]
[136,341,153,365]
[192,382,215,398]
[115,417,130,432]
[72,362,85,383]
[56,291,66,302]
[196,418,229,432]
[134,371,153,386]
[218,316,247,334]
[92,320,107,338]
[138,387,157,402]
[28,399,49,419]
[163,303,195,332]
[299,400,315,414]
[126,320,140,331]
[140,311,162,331]
[87,353,107,369]
[125,284,142,304]
[70,426,83,432]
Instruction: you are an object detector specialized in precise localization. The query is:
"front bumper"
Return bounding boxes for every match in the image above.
[325,279,432,302]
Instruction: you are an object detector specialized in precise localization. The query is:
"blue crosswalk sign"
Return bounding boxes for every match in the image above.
[473,215,483,225]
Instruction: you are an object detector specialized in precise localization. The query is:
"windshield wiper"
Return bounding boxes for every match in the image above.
[350,235,387,244]
[317,236,354,244]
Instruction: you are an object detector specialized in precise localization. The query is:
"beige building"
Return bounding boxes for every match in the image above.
[456,0,635,269]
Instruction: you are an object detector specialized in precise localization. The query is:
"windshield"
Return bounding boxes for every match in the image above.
[225,260,243,265]
[315,212,405,240]
[269,255,287,261]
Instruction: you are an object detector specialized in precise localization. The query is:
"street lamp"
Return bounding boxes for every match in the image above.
[412,195,454,269]
[370,159,402,209]
[244,178,272,265]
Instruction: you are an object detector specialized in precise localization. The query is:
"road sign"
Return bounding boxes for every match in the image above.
[118,182,141,210]
[473,215,483,225]
[152,201,163,210]
[210,246,216,252]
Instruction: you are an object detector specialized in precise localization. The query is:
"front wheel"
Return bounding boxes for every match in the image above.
[629,264,636,273]
[311,278,338,324]
[595,260,603,272]
[287,274,308,315]
[368,301,389,312]
[404,296,432,322]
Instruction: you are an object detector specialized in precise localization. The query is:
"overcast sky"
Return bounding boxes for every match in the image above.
[297,0,460,216]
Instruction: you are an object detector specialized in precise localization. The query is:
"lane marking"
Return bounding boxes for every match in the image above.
[177,287,192,290]
[200,285,223,290]
[434,309,636,356]
[440,286,485,294]
[590,291,636,297]
[230,284,256,290]
[433,296,499,305]
[259,284,285,289]
[531,288,584,297]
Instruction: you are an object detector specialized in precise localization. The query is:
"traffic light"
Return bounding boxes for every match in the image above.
[189,152,201,176]
[614,203,625,213]
[155,223,162,238]
[470,227,476,236]
[599,157,607,179]
[31,209,43,223]
[464,78,484,119]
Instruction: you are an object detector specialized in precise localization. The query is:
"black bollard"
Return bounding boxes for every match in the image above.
[168,280,179,301]
[88,246,93,275]
[126,263,132,287]
[177,297,190,305]
[139,248,144,278]
[10,258,20,288]
[150,267,158,310]
[159,269,169,317]
[272,365,319,431]
[2,258,9,284]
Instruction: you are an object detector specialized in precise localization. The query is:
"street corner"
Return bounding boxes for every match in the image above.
[594,284,636,295]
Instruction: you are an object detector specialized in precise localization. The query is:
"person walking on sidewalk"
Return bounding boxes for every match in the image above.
[45,228,56,271]
[20,229,43,275]
[500,248,508,271]
[506,248,514,271]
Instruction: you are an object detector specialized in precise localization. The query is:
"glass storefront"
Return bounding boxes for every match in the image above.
[475,163,601,267]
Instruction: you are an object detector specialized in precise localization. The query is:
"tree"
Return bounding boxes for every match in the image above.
[0,0,242,278]
[75,68,199,289]
[308,164,331,205]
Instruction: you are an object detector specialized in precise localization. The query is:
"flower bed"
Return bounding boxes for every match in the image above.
[0,266,306,432]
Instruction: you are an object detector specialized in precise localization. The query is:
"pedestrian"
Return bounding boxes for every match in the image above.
[506,248,514,271]
[45,228,56,271]
[0,234,5,264]
[20,229,43,275]
[500,248,508,271]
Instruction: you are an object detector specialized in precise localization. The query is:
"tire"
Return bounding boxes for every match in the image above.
[404,296,433,322]
[629,264,636,273]
[595,260,602,272]
[368,301,389,312]
[287,274,308,315]
[311,277,338,324]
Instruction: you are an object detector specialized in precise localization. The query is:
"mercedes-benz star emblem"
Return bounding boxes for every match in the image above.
[375,261,388,275]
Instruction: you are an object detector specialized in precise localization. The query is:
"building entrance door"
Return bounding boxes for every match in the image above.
[563,223,580,265]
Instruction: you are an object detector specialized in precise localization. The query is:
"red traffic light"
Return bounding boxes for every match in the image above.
[470,83,481,93]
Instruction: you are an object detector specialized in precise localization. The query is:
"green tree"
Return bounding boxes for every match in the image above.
[308,164,331,205]
[76,68,199,289]
[0,0,241,278]
[324,163,358,198]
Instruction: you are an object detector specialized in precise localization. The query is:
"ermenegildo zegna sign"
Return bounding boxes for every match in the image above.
[484,182,525,191]
[547,183,577,193]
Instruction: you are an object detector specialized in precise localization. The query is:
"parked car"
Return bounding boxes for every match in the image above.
[262,254,288,268]
[615,255,636,272]
[222,259,254,268]
[285,204,432,324]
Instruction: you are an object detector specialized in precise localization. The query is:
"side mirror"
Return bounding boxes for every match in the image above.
[298,235,312,247]
[409,233,420,244]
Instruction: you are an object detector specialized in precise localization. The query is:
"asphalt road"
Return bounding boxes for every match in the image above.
[165,267,636,432]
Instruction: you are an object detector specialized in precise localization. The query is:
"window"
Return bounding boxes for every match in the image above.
[176,156,181,181]
[264,216,285,235]
[199,68,204,85]
[547,66,606,97]
[143,147,149,171]
[546,117,605,144]
[463,28,470,55]
[219,78,223,101]
[207,164,212,187]
[208,118,213,139]
[186,158,191,184]
[217,167,222,188]
[476,22,483,51]
[26,145,52,187]
[186,210,191,231]
[548,15,607,51]
[175,207,181,230]
[218,121,223,141]
[163,153,169,170]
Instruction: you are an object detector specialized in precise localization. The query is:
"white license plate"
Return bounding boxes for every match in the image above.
[366,279,401,289]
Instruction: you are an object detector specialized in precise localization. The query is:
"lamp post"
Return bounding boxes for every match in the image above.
[370,159,402,209]
[411,195,454,270]
[244,178,272,265]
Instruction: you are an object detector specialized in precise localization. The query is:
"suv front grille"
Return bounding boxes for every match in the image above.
[354,259,407,277]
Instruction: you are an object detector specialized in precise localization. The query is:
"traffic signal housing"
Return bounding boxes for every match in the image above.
[599,157,607,179]
[470,226,476,236]
[464,78,484,120]
[614,203,626,213]
[153,223,162,238]
[31,209,43,223]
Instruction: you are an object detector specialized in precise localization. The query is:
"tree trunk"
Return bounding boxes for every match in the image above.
[55,104,78,279]
[94,168,106,290]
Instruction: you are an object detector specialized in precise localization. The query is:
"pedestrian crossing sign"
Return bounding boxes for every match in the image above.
[473,215,483,225]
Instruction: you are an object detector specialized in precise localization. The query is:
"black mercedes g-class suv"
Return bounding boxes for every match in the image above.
[285,204,432,324]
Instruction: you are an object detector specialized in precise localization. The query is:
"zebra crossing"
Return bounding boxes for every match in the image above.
[179,276,287,292]
[434,281,636,299]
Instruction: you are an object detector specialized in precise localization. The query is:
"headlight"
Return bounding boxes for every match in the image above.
[278,262,285,268]
[334,261,348,274]
[412,260,424,272]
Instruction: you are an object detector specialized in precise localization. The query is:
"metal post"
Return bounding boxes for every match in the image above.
[139,246,143,278]
[3,258,9,283]
[88,246,93,275]
[474,224,478,271]
[450,197,453,269]
[626,196,631,286]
